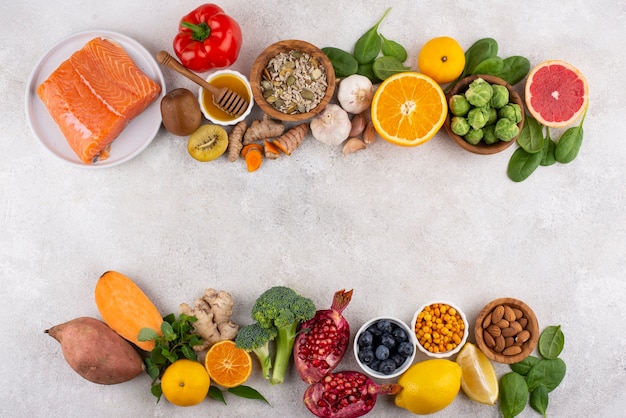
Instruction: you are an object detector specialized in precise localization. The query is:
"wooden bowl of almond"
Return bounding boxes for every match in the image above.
[474,297,539,364]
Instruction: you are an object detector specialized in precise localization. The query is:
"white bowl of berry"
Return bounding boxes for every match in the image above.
[353,316,416,379]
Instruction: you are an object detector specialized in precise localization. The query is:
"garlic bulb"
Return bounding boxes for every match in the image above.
[337,74,374,114]
[310,104,351,146]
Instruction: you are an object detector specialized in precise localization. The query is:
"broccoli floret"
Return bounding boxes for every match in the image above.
[250,286,316,384]
[235,323,277,380]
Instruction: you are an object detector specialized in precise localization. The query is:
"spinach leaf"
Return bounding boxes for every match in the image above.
[497,56,530,86]
[538,325,565,359]
[499,372,528,418]
[510,355,540,376]
[517,115,544,153]
[540,130,557,166]
[462,38,498,78]
[357,62,381,84]
[526,358,567,392]
[321,47,358,78]
[507,146,543,182]
[471,56,504,76]
[381,34,408,62]
[353,7,391,64]
[555,124,584,163]
[530,384,549,417]
[372,56,410,80]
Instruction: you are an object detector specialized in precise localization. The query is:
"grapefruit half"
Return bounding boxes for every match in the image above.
[525,60,588,128]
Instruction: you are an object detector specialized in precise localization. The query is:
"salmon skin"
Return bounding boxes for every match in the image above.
[37,37,161,164]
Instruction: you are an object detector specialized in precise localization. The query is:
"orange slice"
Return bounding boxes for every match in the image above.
[371,72,447,146]
[204,340,252,388]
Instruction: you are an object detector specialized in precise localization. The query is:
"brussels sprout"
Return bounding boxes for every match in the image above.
[465,78,493,107]
[495,118,520,141]
[490,84,510,109]
[487,107,498,125]
[464,127,484,145]
[483,124,498,144]
[467,107,490,130]
[451,116,470,136]
[449,94,471,116]
[498,104,522,124]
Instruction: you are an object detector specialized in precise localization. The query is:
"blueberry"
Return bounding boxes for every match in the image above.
[398,341,414,357]
[369,360,381,371]
[358,331,373,348]
[381,333,396,350]
[367,324,382,337]
[391,353,406,367]
[375,345,389,360]
[379,359,397,375]
[392,327,408,342]
[376,319,393,334]
[358,348,375,364]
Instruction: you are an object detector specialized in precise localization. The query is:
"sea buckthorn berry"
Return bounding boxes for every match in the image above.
[414,303,465,354]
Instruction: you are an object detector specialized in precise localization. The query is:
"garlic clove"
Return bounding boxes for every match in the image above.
[349,112,366,137]
[342,137,367,155]
[363,121,377,145]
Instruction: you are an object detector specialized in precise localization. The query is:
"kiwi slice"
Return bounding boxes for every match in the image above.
[187,124,229,162]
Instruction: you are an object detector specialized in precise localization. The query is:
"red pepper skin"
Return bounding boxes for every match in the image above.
[173,4,242,72]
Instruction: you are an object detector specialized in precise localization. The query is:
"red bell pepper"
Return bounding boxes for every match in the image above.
[173,4,242,72]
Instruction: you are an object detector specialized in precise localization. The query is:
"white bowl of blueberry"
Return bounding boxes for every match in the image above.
[353,316,417,379]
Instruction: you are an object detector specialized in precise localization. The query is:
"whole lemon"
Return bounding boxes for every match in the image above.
[161,359,211,407]
[395,359,462,415]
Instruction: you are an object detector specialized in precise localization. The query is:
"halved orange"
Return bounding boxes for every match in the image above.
[371,72,447,146]
[204,340,252,388]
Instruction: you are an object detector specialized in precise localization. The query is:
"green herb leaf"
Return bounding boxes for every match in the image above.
[138,327,159,342]
[539,325,565,359]
[208,385,227,404]
[321,47,358,78]
[510,355,540,376]
[497,56,530,86]
[499,372,528,418]
[507,146,543,182]
[526,358,567,392]
[353,7,392,64]
[161,321,176,341]
[530,384,549,417]
[555,125,584,163]
[151,384,163,402]
[228,385,270,404]
[471,56,504,76]
[540,129,557,166]
[517,116,544,153]
[381,34,408,62]
[181,344,197,360]
[372,56,410,81]
[163,313,176,324]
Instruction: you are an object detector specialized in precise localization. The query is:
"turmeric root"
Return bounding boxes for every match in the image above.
[273,123,309,156]
[264,140,281,160]
[241,143,263,172]
[179,288,239,351]
[227,120,247,162]
[243,114,285,144]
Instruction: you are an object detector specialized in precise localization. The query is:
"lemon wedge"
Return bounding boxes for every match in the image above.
[456,342,499,405]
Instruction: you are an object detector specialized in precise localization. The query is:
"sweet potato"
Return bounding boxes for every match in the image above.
[45,317,144,385]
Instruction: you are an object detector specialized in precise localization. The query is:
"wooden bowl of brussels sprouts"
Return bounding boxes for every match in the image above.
[444,74,524,155]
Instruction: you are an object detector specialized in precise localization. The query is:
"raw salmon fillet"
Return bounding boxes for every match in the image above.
[37,37,161,164]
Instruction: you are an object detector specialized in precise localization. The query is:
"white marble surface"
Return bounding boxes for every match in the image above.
[2,1,625,417]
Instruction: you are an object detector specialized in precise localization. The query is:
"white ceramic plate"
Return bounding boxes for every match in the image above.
[25,30,166,169]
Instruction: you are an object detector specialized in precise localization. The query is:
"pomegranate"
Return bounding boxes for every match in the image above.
[294,289,353,383]
[303,370,402,418]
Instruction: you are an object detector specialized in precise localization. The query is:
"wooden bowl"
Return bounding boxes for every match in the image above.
[444,74,524,155]
[249,39,336,122]
[474,297,539,364]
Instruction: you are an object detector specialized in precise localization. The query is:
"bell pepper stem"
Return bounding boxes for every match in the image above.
[181,21,211,42]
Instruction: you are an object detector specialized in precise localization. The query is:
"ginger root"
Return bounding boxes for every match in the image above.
[179,288,239,351]
[243,114,285,144]
[273,123,309,156]
[241,143,263,172]
[227,120,247,162]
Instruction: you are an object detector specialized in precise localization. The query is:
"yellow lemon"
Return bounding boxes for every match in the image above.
[395,359,462,415]
[161,359,211,407]
[456,342,499,405]
[417,36,466,85]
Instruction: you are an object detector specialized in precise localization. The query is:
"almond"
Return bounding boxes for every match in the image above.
[487,324,502,338]
[504,305,517,322]
[501,327,518,338]
[494,335,506,352]
[491,305,505,323]
[483,331,496,348]
[516,330,531,343]
[502,345,523,356]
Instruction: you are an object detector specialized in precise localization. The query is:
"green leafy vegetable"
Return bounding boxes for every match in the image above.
[555,116,586,164]
[540,130,557,166]
[381,34,408,62]
[499,372,528,418]
[461,38,498,79]
[497,56,531,85]
[526,358,567,392]
[228,385,270,403]
[510,355,540,376]
[357,62,381,84]
[372,56,410,80]
[208,385,227,404]
[517,115,544,153]
[321,47,358,78]
[353,7,391,64]
[471,56,504,76]
[539,325,565,359]
[530,385,549,417]
[507,146,543,182]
